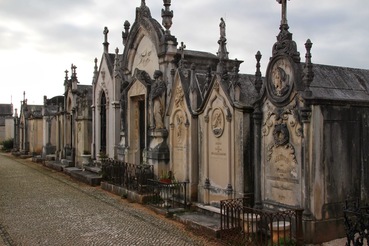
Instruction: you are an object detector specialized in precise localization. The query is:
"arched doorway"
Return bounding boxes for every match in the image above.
[100,92,107,154]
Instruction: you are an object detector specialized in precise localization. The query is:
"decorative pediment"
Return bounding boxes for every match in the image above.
[204,80,232,124]
[131,36,159,78]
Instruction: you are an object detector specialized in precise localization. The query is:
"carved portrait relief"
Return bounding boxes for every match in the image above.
[266,57,294,105]
[211,108,224,138]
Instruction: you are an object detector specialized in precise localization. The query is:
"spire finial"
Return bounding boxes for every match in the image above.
[255,51,263,94]
[303,39,314,91]
[137,0,151,19]
[114,47,120,74]
[217,17,229,61]
[122,20,131,46]
[93,58,98,83]
[162,0,173,36]
[72,64,77,80]
[94,58,98,72]
[103,27,109,53]
[178,41,186,68]
[65,70,69,80]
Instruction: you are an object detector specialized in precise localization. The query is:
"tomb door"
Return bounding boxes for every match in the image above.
[138,100,145,164]
[100,92,107,154]
[130,96,146,165]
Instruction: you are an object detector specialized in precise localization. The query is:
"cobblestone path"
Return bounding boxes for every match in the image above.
[0,154,216,246]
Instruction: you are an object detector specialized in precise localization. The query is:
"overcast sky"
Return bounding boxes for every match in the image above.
[1,0,369,113]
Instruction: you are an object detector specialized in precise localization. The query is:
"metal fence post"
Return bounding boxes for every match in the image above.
[295,208,304,246]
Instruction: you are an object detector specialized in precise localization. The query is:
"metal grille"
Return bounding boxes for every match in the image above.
[220,198,303,246]
[101,159,154,194]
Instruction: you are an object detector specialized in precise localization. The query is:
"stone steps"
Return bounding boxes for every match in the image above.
[63,167,102,186]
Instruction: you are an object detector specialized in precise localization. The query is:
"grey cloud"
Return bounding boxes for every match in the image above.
[0,0,93,21]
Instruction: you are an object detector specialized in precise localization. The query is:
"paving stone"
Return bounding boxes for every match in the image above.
[0,154,218,246]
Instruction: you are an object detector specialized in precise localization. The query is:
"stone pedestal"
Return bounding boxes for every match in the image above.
[147,129,170,178]
[117,131,127,161]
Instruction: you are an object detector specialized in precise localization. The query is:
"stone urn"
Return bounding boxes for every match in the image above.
[81,153,91,168]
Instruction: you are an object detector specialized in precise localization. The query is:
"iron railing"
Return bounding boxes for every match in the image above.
[146,179,188,210]
[343,199,369,245]
[101,159,154,194]
[220,198,303,246]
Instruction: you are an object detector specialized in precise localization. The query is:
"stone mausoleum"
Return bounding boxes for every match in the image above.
[88,1,369,243]
[12,0,369,243]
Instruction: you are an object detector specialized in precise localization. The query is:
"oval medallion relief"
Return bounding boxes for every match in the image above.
[211,108,224,138]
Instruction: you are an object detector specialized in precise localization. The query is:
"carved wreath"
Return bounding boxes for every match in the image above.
[273,123,289,146]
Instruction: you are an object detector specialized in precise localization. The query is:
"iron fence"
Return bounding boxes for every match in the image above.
[220,198,303,246]
[343,199,369,245]
[101,159,154,194]
[146,179,188,210]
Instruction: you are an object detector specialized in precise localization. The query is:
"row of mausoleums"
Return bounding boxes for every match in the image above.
[10,1,369,243]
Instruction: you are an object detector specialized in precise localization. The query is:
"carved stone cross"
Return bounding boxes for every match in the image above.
[277,0,289,25]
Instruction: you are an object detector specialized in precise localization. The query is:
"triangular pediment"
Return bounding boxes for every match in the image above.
[127,69,151,98]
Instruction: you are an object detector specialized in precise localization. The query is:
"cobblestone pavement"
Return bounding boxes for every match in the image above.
[0,154,222,246]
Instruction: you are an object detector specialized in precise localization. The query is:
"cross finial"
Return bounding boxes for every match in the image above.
[277,0,289,25]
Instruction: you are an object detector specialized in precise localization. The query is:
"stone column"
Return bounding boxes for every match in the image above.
[226,116,233,199]
[301,106,312,217]
[204,115,210,204]
[253,107,262,208]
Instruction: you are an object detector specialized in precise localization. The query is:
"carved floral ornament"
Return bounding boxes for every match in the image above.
[262,101,302,139]
[172,110,186,144]
[174,86,184,108]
